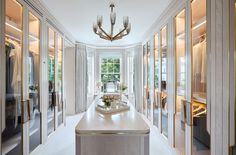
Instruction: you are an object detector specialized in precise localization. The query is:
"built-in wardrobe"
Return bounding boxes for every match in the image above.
[0,0,74,154]
[143,42,152,121]
[142,0,235,155]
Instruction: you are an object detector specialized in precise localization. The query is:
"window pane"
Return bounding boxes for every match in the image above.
[101,63,107,73]
[102,58,108,63]
[108,63,114,72]
[114,58,120,63]
[114,64,120,73]
[107,58,113,63]
[100,58,121,84]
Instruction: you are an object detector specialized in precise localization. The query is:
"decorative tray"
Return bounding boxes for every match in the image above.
[95,101,130,114]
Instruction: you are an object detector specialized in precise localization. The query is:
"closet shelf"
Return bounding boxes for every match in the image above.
[176,16,206,40]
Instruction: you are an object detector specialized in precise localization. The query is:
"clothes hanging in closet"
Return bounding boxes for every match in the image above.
[201,41,206,83]
[192,39,206,93]
[5,38,22,129]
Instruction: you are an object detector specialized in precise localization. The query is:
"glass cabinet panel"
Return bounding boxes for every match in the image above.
[48,28,56,135]
[147,42,151,120]
[2,0,23,154]
[161,26,168,137]
[57,35,63,126]
[28,12,41,152]
[191,0,210,154]
[143,45,147,115]
[154,34,160,128]
[174,9,186,155]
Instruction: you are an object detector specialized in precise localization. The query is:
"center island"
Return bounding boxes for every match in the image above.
[75,96,150,155]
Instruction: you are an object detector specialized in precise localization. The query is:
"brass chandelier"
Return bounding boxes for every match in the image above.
[93,3,131,41]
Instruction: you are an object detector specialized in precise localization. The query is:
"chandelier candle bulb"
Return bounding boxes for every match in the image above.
[127,23,131,33]
[97,16,103,27]
[93,23,98,33]
[110,12,116,25]
[123,16,129,28]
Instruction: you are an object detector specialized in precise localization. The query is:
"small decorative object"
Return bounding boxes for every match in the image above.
[120,83,128,92]
[101,95,120,107]
[29,84,38,91]
[96,82,103,93]
[119,83,128,100]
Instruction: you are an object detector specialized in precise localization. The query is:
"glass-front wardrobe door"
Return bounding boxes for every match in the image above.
[2,0,23,154]
[28,12,41,152]
[174,9,186,155]
[154,34,160,128]
[143,45,147,115]
[47,28,56,136]
[57,35,63,126]
[147,42,151,120]
[191,0,210,154]
[232,0,236,155]
[161,26,168,138]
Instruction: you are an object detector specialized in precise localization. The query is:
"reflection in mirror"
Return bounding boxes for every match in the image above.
[47,28,55,136]
[28,12,41,153]
[57,36,63,126]
[2,0,23,154]
[191,0,210,154]
[161,26,168,138]
[143,45,147,115]
[174,9,186,155]
[153,34,160,128]
[147,42,151,120]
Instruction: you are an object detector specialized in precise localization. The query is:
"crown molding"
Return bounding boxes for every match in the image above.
[75,41,142,50]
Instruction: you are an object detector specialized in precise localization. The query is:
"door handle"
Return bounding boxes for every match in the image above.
[52,92,57,107]
[185,101,193,126]
[21,100,29,123]
[27,99,31,120]
[180,99,187,124]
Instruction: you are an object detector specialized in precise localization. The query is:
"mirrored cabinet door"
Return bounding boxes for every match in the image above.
[191,0,210,154]
[47,28,56,136]
[143,45,147,115]
[174,9,186,155]
[57,35,63,126]
[153,34,160,128]
[2,0,23,154]
[160,26,168,138]
[28,12,41,153]
[232,1,236,154]
[147,42,151,120]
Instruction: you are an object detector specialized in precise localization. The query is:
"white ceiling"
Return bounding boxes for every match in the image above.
[41,0,172,46]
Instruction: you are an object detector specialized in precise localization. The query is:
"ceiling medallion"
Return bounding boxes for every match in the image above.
[93,2,131,42]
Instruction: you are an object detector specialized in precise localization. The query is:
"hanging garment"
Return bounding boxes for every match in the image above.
[3,44,14,132]
[5,44,14,93]
[192,43,202,93]
[8,40,22,128]
[193,43,202,77]
[9,43,21,92]
[201,41,207,83]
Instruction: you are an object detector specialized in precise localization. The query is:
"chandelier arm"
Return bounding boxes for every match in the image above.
[99,27,111,39]
[95,30,110,40]
[100,35,110,41]
[112,36,123,41]
[113,28,127,40]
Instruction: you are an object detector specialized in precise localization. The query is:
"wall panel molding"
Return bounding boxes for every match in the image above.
[208,0,230,154]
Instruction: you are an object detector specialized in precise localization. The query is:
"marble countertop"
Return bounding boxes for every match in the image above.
[75,97,150,135]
